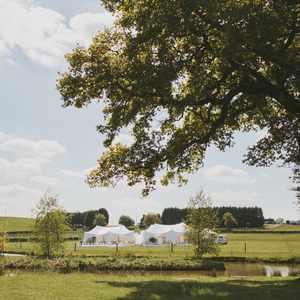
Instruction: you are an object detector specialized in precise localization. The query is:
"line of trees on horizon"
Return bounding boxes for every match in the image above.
[67,208,109,230]
[66,206,264,230]
[160,206,265,228]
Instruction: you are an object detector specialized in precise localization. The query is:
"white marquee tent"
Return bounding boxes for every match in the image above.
[83,225,135,246]
[141,223,187,245]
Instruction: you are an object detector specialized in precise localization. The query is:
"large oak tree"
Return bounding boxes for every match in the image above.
[58,1,300,195]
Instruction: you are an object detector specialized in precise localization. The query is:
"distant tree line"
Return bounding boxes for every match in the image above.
[67,206,264,230]
[160,206,264,228]
[215,207,264,228]
[67,208,109,230]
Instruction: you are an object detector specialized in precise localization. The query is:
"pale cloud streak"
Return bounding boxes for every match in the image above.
[201,164,255,184]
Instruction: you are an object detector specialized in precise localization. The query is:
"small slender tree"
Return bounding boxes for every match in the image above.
[186,191,219,258]
[0,225,6,255]
[223,212,237,231]
[34,193,70,258]
[93,213,107,226]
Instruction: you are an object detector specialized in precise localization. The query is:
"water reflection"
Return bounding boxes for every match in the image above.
[225,263,300,277]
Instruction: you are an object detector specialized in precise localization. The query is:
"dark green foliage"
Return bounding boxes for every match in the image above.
[149,237,158,244]
[216,207,264,228]
[160,206,264,228]
[58,0,300,195]
[93,213,107,226]
[161,207,188,225]
[68,208,109,229]
[119,215,135,228]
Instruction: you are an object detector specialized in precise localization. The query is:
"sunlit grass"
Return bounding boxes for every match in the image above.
[5,233,300,260]
[0,272,299,300]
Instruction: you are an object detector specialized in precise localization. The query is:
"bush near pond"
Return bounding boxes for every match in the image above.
[1,256,224,273]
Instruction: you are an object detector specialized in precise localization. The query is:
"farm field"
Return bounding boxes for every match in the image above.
[5,233,300,260]
[0,217,34,232]
[270,225,300,231]
[0,272,299,300]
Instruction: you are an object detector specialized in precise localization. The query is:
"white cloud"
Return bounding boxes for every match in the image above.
[0,131,67,215]
[201,165,255,184]
[0,157,49,184]
[0,0,114,67]
[0,136,65,159]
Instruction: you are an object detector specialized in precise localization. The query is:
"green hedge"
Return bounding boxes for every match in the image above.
[1,256,225,273]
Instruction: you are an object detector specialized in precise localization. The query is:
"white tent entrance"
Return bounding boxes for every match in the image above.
[82,225,135,247]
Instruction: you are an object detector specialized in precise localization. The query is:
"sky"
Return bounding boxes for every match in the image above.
[0,0,298,224]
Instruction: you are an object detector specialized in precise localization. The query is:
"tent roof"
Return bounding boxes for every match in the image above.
[145,223,187,235]
[85,225,133,236]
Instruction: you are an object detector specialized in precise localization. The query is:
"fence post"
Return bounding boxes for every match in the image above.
[115,242,119,256]
[244,242,247,256]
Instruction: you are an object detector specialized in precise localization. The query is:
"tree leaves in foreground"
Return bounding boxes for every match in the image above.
[186,191,219,258]
[34,193,70,258]
[57,1,300,195]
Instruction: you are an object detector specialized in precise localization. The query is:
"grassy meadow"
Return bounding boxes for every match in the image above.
[4,232,300,260]
[0,217,34,232]
[0,272,299,300]
[2,216,300,261]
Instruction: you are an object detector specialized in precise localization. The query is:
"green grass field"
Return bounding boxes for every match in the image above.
[0,272,299,300]
[0,217,34,232]
[270,225,300,231]
[5,232,300,260]
[2,216,300,260]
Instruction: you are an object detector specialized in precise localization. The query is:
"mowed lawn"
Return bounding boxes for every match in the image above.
[5,233,300,259]
[0,217,34,232]
[0,272,299,300]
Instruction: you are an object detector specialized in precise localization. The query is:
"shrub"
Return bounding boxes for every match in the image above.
[149,237,158,244]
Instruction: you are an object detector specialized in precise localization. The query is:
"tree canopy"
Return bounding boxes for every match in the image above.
[93,213,107,226]
[140,213,161,229]
[222,212,237,230]
[119,215,135,228]
[58,1,300,195]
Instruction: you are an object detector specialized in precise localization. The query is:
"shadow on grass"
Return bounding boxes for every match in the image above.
[95,277,300,300]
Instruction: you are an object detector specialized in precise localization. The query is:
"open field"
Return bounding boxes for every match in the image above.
[269,225,300,232]
[4,233,300,260]
[0,217,34,232]
[0,272,299,300]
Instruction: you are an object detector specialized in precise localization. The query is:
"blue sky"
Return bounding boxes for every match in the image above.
[0,0,298,223]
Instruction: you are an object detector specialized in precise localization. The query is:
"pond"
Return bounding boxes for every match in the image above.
[224,262,300,277]
[122,263,300,278]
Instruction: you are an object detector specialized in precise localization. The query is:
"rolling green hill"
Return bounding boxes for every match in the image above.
[0,217,34,232]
